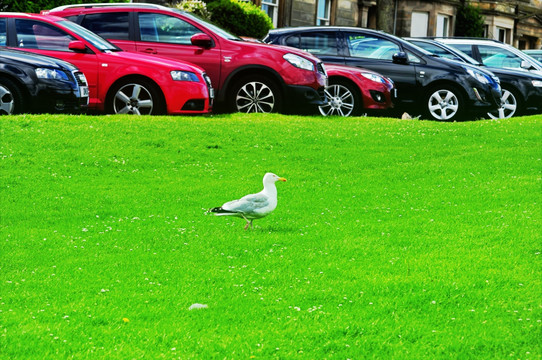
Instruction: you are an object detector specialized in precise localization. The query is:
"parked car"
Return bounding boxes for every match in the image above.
[0,13,213,115]
[523,49,542,63]
[434,38,542,77]
[406,38,542,118]
[44,3,328,114]
[320,63,395,116]
[264,27,501,121]
[0,47,88,115]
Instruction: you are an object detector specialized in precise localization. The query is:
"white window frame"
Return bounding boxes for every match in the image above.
[436,14,450,37]
[261,0,279,28]
[411,12,429,37]
[316,0,330,26]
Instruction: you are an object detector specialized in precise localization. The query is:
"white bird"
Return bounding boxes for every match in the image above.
[210,173,287,230]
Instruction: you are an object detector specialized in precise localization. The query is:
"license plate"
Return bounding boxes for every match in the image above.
[80,86,89,97]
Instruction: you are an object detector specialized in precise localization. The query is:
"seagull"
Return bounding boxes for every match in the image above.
[209,173,287,229]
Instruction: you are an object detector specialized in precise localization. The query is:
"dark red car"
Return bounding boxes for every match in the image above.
[0,12,213,115]
[44,3,328,113]
[320,64,395,116]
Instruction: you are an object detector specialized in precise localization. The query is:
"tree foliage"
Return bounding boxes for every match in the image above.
[206,0,273,38]
[455,1,485,37]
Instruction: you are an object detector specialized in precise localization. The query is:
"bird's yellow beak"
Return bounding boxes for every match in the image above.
[278,177,287,182]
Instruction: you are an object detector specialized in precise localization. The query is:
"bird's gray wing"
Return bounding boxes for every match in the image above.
[222,193,269,214]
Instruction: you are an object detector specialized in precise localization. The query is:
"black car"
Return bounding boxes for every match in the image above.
[264,27,502,121]
[406,38,542,119]
[0,48,88,115]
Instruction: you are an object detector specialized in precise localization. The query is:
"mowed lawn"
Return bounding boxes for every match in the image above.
[1,113,540,359]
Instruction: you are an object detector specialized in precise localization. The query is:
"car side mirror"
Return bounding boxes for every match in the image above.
[68,40,87,53]
[520,60,533,70]
[191,33,212,48]
[392,52,408,64]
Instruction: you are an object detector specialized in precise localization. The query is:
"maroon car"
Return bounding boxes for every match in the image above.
[44,3,328,114]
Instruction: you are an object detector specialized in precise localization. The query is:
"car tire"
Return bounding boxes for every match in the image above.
[318,79,361,117]
[229,75,282,113]
[425,85,464,121]
[107,78,165,115]
[0,78,24,115]
[487,87,521,119]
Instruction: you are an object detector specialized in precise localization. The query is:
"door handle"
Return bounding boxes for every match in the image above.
[142,48,157,54]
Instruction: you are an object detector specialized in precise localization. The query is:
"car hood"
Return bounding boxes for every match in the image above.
[101,50,206,73]
[0,48,76,71]
[242,40,323,64]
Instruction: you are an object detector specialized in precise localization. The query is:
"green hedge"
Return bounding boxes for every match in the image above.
[1,0,127,13]
[207,0,273,38]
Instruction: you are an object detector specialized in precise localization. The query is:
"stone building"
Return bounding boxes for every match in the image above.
[252,0,542,49]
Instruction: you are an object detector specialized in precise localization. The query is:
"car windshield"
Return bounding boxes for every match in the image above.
[58,20,120,51]
[173,9,241,41]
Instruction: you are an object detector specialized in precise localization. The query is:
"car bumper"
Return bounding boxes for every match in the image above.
[465,83,502,113]
[162,80,212,115]
[285,84,327,108]
[361,82,395,110]
[35,84,88,113]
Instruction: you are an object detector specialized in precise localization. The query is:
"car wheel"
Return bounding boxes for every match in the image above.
[487,87,520,119]
[319,80,360,117]
[0,78,24,115]
[229,75,282,113]
[107,78,165,115]
[426,85,464,121]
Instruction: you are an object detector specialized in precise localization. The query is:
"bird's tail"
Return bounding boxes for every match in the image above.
[208,207,237,216]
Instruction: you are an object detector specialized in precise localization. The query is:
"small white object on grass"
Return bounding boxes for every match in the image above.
[209,173,287,230]
[188,303,208,310]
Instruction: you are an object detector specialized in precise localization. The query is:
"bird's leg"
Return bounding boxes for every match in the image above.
[241,214,252,230]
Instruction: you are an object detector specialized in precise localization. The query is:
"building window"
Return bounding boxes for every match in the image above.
[316,0,330,25]
[436,14,450,37]
[261,0,279,27]
[497,27,511,44]
[411,12,428,37]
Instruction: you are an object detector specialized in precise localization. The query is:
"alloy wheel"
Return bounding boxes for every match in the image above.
[113,83,154,115]
[235,81,275,113]
[488,89,517,119]
[427,89,460,121]
[0,85,15,115]
[319,84,355,116]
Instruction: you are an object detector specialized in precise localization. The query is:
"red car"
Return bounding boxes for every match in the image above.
[320,64,395,116]
[0,13,213,115]
[44,3,328,114]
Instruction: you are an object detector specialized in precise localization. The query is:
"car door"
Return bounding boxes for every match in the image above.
[133,11,222,88]
[341,31,418,104]
[8,18,100,107]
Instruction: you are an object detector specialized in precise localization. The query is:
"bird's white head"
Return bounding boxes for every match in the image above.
[263,172,287,184]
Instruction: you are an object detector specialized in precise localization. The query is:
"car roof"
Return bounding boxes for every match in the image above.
[0,12,67,22]
[268,26,387,36]
[44,2,176,14]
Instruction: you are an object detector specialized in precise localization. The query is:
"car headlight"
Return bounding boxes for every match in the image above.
[464,67,491,85]
[283,53,314,71]
[532,80,542,87]
[171,71,199,82]
[360,72,387,84]
[36,68,70,81]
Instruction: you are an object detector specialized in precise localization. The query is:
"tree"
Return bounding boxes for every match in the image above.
[455,1,485,37]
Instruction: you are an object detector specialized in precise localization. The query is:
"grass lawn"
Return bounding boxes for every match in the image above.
[1,113,540,359]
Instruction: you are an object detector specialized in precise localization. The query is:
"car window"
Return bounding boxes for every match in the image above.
[15,19,75,51]
[80,12,130,40]
[345,33,399,60]
[138,13,200,44]
[0,18,6,46]
[406,50,422,63]
[449,43,474,58]
[478,45,522,69]
[285,32,338,56]
[414,41,455,59]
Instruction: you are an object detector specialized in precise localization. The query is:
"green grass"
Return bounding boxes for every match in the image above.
[1,113,540,359]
